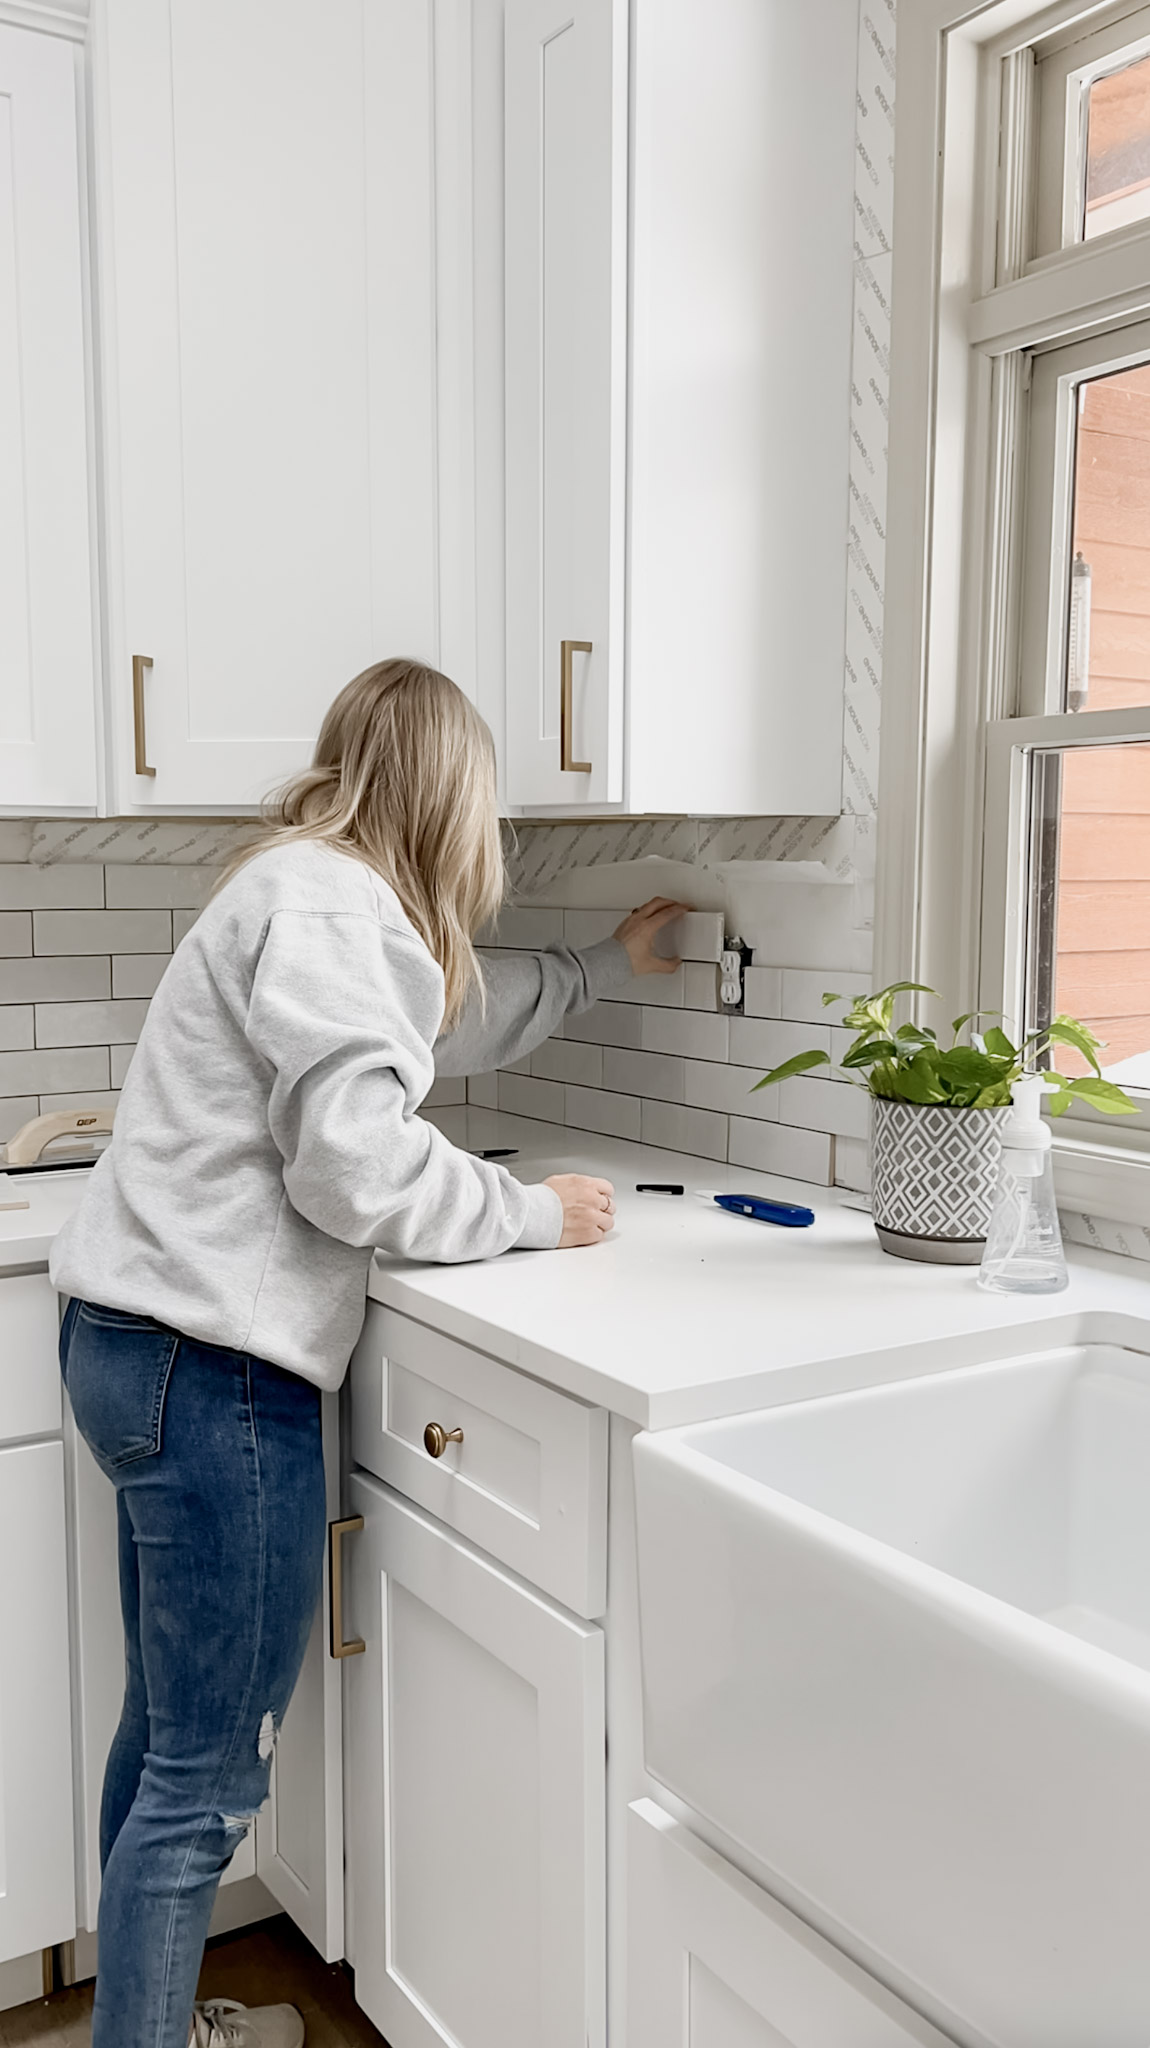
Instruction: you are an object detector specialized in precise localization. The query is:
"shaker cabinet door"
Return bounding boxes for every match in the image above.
[0,1442,75,1963]
[255,1395,345,1961]
[344,1469,606,2048]
[0,24,97,813]
[92,0,444,811]
[504,0,627,811]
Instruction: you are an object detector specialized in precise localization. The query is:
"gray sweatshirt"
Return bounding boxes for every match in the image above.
[49,841,630,1389]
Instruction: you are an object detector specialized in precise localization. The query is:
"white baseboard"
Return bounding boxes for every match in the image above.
[0,1951,45,2013]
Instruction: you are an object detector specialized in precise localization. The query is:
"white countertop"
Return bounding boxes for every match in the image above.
[0,1165,89,1267]
[369,1108,1150,1427]
[8,1114,1150,1430]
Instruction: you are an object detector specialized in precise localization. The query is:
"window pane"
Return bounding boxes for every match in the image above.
[1067,362,1150,712]
[1084,52,1150,240]
[1028,743,1150,1085]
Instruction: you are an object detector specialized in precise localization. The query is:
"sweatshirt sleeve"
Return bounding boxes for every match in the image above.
[435,936,632,1077]
[245,909,563,1260]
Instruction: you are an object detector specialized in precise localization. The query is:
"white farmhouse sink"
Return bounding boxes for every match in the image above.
[634,1343,1150,2048]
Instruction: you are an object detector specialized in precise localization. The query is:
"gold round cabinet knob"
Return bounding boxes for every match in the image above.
[423,1421,464,1459]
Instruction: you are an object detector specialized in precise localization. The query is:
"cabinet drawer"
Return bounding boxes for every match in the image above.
[0,1274,62,1442]
[350,1303,607,1617]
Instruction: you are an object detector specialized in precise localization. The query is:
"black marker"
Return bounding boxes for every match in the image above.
[475,1147,519,1160]
[636,1182,685,1195]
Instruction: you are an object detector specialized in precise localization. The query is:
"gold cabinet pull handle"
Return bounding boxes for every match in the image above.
[423,1421,464,1459]
[328,1515,365,1659]
[132,655,156,777]
[560,639,592,773]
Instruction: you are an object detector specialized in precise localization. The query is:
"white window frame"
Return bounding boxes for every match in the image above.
[877,0,1150,1229]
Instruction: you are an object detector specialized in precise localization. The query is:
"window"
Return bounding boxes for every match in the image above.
[882,0,1150,1220]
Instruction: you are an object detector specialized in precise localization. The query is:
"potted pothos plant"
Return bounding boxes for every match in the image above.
[753,982,1138,1263]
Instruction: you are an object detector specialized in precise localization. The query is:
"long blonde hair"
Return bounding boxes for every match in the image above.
[219,659,505,1025]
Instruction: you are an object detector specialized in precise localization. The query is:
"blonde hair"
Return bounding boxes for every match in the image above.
[219,658,505,1025]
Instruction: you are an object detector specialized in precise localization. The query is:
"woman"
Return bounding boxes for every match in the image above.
[50,659,685,2048]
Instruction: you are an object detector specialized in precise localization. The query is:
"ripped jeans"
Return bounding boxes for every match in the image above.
[60,1300,326,2048]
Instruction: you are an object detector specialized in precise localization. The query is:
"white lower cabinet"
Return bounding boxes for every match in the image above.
[627,1801,954,2048]
[344,1468,606,2048]
[0,1440,74,1963]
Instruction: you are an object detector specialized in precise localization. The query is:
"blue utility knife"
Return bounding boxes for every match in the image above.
[697,1191,815,1228]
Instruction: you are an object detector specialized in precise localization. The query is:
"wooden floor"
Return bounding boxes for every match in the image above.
[0,1918,390,2048]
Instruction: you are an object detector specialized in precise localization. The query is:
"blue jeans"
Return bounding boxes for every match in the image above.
[60,1300,326,2048]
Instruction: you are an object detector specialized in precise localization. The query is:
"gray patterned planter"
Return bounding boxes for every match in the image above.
[870,1097,1011,1263]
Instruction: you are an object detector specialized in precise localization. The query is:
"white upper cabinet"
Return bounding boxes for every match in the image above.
[504,0,627,809]
[502,0,859,817]
[91,0,466,812]
[0,23,98,814]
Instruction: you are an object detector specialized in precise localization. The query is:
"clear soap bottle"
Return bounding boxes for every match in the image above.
[977,1073,1068,1295]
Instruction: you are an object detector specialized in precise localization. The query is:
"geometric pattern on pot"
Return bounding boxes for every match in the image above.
[870,1096,1011,1242]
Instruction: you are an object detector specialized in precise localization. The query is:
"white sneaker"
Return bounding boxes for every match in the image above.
[191,1999,305,2048]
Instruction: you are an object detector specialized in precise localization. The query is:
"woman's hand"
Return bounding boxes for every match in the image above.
[545,1174,616,1248]
[613,898,691,977]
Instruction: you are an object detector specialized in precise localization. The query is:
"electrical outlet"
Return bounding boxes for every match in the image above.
[719,938,753,1013]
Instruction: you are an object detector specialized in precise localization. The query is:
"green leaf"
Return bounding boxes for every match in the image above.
[973,1080,1015,1108]
[750,1049,830,1091]
[951,1008,1003,1040]
[885,1054,947,1104]
[983,1026,1016,1059]
[1061,1074,1139,1115]
[1045,1016,1105,1078]
[840,1038,899,1069]
[894,1022,938,1046]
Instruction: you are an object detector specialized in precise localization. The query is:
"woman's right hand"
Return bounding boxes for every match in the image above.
[545,1174,616,1248]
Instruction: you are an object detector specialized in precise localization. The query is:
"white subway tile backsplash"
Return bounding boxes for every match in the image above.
[0,1046,109,1095]
[564,1084,642,1142]
[728,1118,834,1185]
[0,955,111,1003]
[778,1074,869,1141]
[0,840,875,1184]
[781,967,870,1024]
[563,910,620,949]
[112,955,170,1000]
[682,963,721,1011]
[480,906,565,949]
[38,1088,120,1115]
[33,910,172,956]
[743,966,782,1018]
[35,998,150,1049]
[728,1018,832,1071]
[424,1076,467,1107]
[655,910,724,963]
[502,1055,533,1076]
[0,1008,34,1052]
[0,1096,38,1142]
[1,955,112,1003]
[640,1100,729,1162]
[601,967,684,1008]
[110,1043,135,1089]
[0,913,33,957]
[684,1060,778,1122]
[603,1046,685,1103]
[834,1134,870,1192]
[105,865,217,910]
[531,1039,603,1088]
[0,865,103,910]
[497,1072,565,1123]
[465,1071,499,1110]
[642,1008,729,1062]
[563,1004,643,1049]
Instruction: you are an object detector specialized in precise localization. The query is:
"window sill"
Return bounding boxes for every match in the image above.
[1054,1128,1150,1227]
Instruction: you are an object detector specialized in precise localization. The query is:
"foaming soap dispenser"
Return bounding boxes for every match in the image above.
[977,1072,1068,1295]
